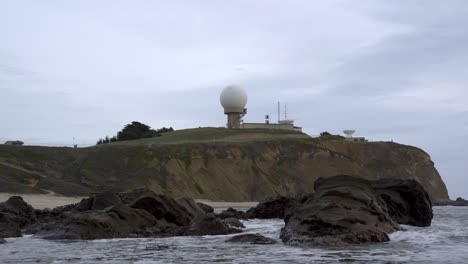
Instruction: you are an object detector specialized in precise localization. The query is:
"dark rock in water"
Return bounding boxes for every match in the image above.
[35,204,160,240]
[226,233,276,244]
[433,199,468,206]
[176,198,206,217]
[130,194,197,226]
[0,238,5,244]
[224,217,245,228]
[185,213,241,236]
[196,202,214,214]
[217,207,248,220]
[32,190,237,240]
[372,179,433,227]
[24,193,124,235]
[0,212,22,238]
[0,196,37,238]
[280,175,401,247]
[246,196,296,219]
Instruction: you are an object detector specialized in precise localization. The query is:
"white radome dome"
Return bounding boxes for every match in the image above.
[220,85,248,110]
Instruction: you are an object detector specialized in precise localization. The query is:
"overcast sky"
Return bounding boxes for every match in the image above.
[1,0,467,199]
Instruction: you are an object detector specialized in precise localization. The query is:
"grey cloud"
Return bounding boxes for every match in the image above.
[0,0,467,198]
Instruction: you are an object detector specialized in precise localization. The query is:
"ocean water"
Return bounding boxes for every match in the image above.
[1,207,467,264]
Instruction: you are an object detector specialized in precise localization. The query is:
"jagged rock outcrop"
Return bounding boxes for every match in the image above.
[130,194,197,227]
[372,179,433,226]
[217,208,249,220]
[226,233,277,244]
[0,196,37,238]
[3,190,240,240]
[280,175,433,247]
[196,202,214,213]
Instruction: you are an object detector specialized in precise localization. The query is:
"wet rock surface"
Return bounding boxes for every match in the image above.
[246,196,297,219]
[0,196,37,238]
[185,213,241,236]
[130,194,196,227]
[280,175,432,247]
[226,233,277,244]
[196,202,214,214]
[372,179,433,226]
[223,217,245,228]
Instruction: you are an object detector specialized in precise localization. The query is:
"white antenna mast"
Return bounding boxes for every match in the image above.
[277,101,281,123]
[284,104,288,120]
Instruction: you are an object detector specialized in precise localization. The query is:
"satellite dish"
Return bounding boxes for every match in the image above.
[343,130,355,137]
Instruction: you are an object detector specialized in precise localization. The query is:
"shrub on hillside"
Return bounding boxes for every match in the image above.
[97,121,173,145]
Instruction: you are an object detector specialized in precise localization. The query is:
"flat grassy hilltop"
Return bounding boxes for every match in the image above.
[100,127,310,146]
[0,127,449,202]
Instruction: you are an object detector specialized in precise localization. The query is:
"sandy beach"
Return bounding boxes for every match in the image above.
[0,193,257,209]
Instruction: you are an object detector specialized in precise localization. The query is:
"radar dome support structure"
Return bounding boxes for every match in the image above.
[220,85,248,129]
[343,130,356,138]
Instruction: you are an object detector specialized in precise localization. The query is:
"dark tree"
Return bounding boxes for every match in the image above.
[155,127,174,134]
[96,121,173,145]
[116,121,158,141]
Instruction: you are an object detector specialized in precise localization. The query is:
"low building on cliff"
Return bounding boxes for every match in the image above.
[241,120,302,132]
[4,140,24,146]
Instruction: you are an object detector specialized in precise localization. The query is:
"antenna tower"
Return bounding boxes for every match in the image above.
[277,101,281,123]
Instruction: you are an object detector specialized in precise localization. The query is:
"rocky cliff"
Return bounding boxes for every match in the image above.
[0,128,449,202]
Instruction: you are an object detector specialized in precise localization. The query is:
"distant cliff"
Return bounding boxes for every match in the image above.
[0,128,449,202]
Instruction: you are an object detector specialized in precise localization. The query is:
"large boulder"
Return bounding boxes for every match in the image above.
[196,202,214,214]
[372,179,433,226]
[184,213,241,236]
[130,194,198,226]
[280,175,401,247]
[0,196,37,238]
[226,233,276,244]
[246,196,296,219]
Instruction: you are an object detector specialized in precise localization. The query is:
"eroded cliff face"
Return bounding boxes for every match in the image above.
[134,139,448,202]
[0,138,449,202]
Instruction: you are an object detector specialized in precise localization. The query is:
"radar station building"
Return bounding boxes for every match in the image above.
[220,85,302,132]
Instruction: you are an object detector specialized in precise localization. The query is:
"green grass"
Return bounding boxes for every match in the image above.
[96,127,308,147]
